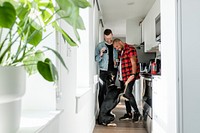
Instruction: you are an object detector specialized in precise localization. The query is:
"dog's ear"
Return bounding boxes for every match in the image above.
[111,73,115,81]
[106,73,115,85]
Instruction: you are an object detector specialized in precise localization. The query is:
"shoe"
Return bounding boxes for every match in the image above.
[132,112,141,122]
[119,113,132,120]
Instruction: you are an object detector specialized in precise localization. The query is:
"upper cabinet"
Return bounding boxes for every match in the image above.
[142,0,160,52]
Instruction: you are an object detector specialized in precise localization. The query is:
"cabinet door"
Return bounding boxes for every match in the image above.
[152,120,166,133]
[152,76,167,133]
[142,0,160,52]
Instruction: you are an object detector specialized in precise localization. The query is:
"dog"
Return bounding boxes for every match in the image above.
[97,73,123,126]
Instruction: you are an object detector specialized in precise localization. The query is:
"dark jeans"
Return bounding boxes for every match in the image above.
[98,69,117,109]
[120,80,139,113]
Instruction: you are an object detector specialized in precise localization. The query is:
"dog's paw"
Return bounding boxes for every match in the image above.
[106,122,117,127]
[120,94,129,101]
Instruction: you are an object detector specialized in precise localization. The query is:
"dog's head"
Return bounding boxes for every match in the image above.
[106,73,116,87]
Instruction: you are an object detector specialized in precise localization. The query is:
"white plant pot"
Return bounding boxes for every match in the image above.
[0,66,26,133]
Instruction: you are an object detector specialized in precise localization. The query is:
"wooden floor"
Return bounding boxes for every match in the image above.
[93,101,147,133]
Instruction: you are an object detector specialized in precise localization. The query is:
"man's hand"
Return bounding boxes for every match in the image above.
[123,84,127,94]
[100,47,107,56]
[125,75,135,86]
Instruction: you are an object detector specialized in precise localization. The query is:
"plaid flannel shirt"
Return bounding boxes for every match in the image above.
[119,43,140,82]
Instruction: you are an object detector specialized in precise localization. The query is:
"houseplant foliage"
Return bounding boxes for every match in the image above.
[0,0,90,82]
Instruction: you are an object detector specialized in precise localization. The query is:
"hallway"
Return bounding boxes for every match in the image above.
[93,101,147,133]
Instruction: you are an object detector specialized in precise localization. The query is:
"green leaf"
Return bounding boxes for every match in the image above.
[52,22,78,46]
[25,23,43,46]
[37,59,55,82]
[56,0,87,30]
[56,0,72,11]
[73,0,91,8]
[56,8,71,18]
[17,18,42,46]
[44,46,68,70]
[75,15,85,30]
[73,28,80,42]
[0,2,16,28]
[16,4,30,21]
[63,6,78,28]
[44,58,58,81]
[62,9,85,31]
[29,17,43,31]
[23,50,45,75]
[38,0,54,24]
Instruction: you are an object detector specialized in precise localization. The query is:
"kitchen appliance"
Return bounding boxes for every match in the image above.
[148,59,161,75]
[144,102,152,133]
[147,59,155,73]
[151,62,157,75]
[140,75,152,133]
[139,63,147,72]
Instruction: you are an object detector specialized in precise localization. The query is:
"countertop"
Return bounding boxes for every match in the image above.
[140,73,161,81]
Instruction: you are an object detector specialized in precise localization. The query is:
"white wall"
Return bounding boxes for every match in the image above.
[56,0,99,132]
[56,19,78,133]
[104,20,126,37]
[161,0,177,133]
[22,26,57,111]
[178,0,200,133]
[161,0,200,133]
[126,18,142,45]
[77,7,90,88]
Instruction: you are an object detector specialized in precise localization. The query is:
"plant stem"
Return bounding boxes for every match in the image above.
[0,28,2,43]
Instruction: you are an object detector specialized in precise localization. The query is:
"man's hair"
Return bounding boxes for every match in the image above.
[113,38,121,43]
[104,29,112,35]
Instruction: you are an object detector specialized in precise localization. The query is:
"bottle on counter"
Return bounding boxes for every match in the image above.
[151,61,157,75]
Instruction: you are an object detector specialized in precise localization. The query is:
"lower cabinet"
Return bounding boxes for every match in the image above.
[152,76,167,133]
[152,120,165,133]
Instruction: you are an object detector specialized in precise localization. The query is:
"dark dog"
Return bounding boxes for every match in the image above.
[97,74,123,126]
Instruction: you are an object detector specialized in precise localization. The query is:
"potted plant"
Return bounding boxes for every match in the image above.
[0,0,90,132]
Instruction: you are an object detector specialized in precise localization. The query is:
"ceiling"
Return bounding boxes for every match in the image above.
[98,0,156,37]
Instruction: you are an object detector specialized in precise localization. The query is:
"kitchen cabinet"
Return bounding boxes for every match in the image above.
[152,76,167,133]
[142,0,160,52]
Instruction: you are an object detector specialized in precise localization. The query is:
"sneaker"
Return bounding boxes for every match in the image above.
[119,113,132,120]
[132,112,141,122]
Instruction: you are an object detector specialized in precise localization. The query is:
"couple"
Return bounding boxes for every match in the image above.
[95,29,141,126]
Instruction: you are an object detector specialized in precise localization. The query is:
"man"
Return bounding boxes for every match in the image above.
[95,29,118,110]
[113,38,141,122]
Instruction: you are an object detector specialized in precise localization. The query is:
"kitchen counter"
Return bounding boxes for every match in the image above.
[140,73,161,80]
